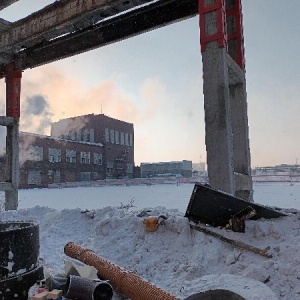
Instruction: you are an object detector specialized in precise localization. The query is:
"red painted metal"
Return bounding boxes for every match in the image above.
[199,0,228,52]
[226,0,245,69]
[5,64,22,118]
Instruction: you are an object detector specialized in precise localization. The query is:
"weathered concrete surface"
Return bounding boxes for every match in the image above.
[200,0,252,201]
[202,42,235,195]
[5,122,19,210]
[202,45,253,200]
[0,0,198,75]
[0,0,19,11]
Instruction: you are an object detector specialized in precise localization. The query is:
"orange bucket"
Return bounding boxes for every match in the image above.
[143,216,159,232]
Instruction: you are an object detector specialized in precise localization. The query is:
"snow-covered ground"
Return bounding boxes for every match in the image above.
[14,182,300,212]
[1,182,300,299]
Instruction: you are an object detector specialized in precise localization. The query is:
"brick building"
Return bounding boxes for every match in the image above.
[1,114,134,188]
[51,114,134,180]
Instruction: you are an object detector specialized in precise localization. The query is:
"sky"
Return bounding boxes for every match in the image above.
[0,0,300,167]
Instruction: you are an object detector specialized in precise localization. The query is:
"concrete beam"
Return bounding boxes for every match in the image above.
[0,0,198,75]
[0,0,20,11]
[0,116,15,126]
[0,182,13,192]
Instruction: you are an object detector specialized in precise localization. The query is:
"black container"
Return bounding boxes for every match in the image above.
[185,289,245,300]
[0,221,43,300]
[65,275,113,300]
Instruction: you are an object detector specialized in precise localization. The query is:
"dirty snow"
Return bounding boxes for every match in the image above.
[1,183,300,299]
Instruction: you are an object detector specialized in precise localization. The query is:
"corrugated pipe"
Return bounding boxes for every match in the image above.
[64,242,179,300]
[65,275,113,300]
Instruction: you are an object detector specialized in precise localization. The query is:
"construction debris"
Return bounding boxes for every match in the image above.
[185,184,286,229]
[64,242,179,300]
[189,223,272,258]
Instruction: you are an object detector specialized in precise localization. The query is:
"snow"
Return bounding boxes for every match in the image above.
[1,182,300,299]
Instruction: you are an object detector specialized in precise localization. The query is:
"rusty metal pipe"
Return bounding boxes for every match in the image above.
[64,242,179,300]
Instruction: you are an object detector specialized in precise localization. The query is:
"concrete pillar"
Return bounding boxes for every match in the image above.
[202,43,235,194]
[4,64,21,210]
[200,0,253,201]
[5,121,19,210]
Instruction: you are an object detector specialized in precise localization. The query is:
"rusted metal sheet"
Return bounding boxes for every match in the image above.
[0,0,198,76]
[185,183,287,228]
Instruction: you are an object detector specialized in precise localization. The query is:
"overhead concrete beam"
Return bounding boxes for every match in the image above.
[0,116,15,126]
[0,0,198,76]
[0,0,20,11]
[0,182,13,192]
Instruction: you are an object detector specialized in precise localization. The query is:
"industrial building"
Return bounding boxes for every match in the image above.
[140,160,192,178]
[1,114,135,188]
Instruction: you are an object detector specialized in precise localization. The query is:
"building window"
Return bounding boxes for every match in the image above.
[110,129,115,144]
[107,161,113,175]
[80,172,91,181]
[28,146,43,161]
[28,170,41,185]
[49,148,61,163]
[115,131,119,144]
[90,128,95,143]
[125,133,129,146]
[127,163,133,174]
[94,153,102,165]
[83,129,88,142]
[53,171,61,183]
[80,152,90,164]
[120,132,125,145]
[105,128,109,143]
[70,132,76,141]
[66,150,76,163]
[129,134,133,147]
[76,131,81,141]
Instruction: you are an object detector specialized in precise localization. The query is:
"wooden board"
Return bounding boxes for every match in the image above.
[185,183,287,227]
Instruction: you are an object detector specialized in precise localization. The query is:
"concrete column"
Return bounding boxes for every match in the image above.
[5,121,19,210]
[4,64,21,210]
[202,42,235,194]
[228,74,253,201]
[200,0,253,201]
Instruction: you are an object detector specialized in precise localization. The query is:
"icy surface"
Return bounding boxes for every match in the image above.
[1,183,300,299]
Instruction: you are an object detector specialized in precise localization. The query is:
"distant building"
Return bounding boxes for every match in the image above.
[192,162,207,177]
[140,160,192,178]
[252,164,300,176]
[1,114,135,188]
[51,114,134,180]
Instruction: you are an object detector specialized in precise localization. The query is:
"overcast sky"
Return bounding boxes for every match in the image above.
[0,0,300,167]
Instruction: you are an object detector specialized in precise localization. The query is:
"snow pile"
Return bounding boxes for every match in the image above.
[1,204,300,299]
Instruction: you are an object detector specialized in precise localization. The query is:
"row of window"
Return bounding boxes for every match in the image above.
[27,170,100,184]
[61,128,95,143]
[28,146,102,165]
[105,128,133,146]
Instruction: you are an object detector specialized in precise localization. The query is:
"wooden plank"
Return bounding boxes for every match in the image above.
[185,183,287,227]
[190,223,272,258]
